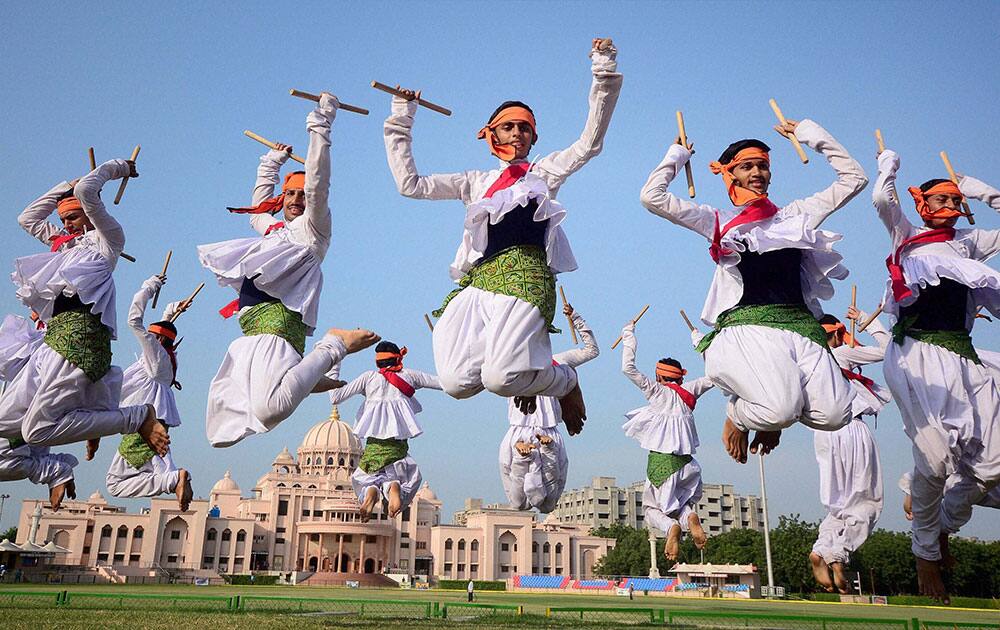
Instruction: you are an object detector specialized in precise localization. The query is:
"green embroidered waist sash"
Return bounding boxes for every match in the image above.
[433,245,560,333]
[239,301,307,355]
[696,303,827,354]
[647,452,693,487]
[117,431,164,469]
[892,315,980,364]
[43,307,112,383]
[358,437,409,474]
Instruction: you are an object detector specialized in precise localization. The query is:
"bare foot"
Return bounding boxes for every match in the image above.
[85,438,100,461]
[749,430,781,455]
[559,381,586,436]
[514,396,537,415]
[722,418,748,463]
[387,482,403,518]
[916,557,950,605]
[536,434,553,447]
[831,561,849,594]
[939,532,956,569]
[137,406,170,457]
[903,493,913,521]
[329,328,380,354]
[810,552,834,592]
[359,486,378,523]
[311,377,346,393]
[175,469,193,511]
[514,441,536,456]
[688,512,707,550]
[664,524,681,560]
[50,479,76,511]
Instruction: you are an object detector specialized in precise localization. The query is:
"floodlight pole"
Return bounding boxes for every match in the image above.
[758,452,775,598]
[648,529,660,578]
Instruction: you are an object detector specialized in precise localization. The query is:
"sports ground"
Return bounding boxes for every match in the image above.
[1,583,997,629]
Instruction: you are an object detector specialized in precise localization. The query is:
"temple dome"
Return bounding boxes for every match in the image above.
[273,446,295,465]
[415,482,438,502]
[211,470,240,493]
[300,406,361,454]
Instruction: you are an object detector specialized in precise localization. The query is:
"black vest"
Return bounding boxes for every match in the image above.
[736,247,806,307]
[479,199,548,263]
[899,279,969,331]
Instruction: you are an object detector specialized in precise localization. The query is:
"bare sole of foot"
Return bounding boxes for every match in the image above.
[831,561,849,594]
[311,377,346,393]
[939,532,956,570]
[810,552,834,592]
[536,434,553,447]
[514,441,536,456]
[722,418,749,463]
[664,524,681,561]
[749,430,782,456]
[138,405,170,457]
[688,512,707,549]
[175,469,193,511]
[916,557,950,605]
[360,486,379,523]
[514,396,537,415]
[329,328,380,354]
[85,438,100,461]
[559,381,586,436]
[49,479,76,511]
[387,482,402,518]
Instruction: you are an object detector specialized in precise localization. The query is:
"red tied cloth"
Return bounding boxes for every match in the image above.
[709,197,781,263]
[484,163,531,199]
[265,222,285,235]
[841,367,877,396]
[379,368,415,398]
[48,232,80,252]
[885,228,956,302]
[662,382,697,410]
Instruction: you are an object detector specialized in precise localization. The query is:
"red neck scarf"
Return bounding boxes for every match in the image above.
[265,221,285,235]
[885,228,956,302]
[841,367,876,396]
[484,163,531,199]
[49,232,81,252]
[709,197,781,263]
[227,172,305,215]
[662,382,696,410]
[380,368,415,397]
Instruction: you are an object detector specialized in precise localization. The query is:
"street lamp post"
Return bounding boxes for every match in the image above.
[0,494,10,532]
[758,453,775,598]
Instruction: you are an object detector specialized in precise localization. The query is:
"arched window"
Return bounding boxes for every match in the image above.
[207,528,217,541]
[53,530,70,548]
[222,529,232,542]
[349,459,355,467]
[445,539,453,550]
[278,466,289,473]
[133,527,144,539]
[305,457,311,465]
[458,539,466,550]
[470,540,479,552]
[277,483,286,487]
[117,525,128,539]
[532,542,538,552]
[308,484,317,489]
[543,542,550,553]
[555,543,563,554]
[292,484,301,488]
[338,457,344,466]
[327,457,335,465]
[236,530,246,542]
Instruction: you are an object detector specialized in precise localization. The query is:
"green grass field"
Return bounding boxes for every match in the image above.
[1,583,997,629]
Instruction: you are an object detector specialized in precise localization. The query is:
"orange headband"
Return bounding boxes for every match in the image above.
[908,182,964,221]
[148,324,177,341]
[477,106,536,162]
[283,172,305,192]
[375,347,407,363]
[57,196,82,218]
[656,363,686,379]
[709,147,770,207]
[821,321,859,347]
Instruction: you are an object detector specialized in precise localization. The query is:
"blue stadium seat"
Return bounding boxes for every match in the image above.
[516,575,566,589]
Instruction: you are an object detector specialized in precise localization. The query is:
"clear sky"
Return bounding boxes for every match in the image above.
[1,1,998,542]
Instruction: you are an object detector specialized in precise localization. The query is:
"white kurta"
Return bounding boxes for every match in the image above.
[0,315,44,382]
[830,312,893,418]
[499,312,598,512]
[383,47,621,402]
[202,95,342,448]
[329,367,441,440]
[0,161,147,447]
[874,154,1000,561]
[640,121,867,433]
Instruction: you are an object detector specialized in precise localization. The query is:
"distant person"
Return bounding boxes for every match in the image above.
[628,582,634,600]
[467,579,474,602]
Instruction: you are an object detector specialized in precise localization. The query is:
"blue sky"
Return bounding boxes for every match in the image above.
[1,1,998,542]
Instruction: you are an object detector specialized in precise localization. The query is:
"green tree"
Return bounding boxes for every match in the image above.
[853,530,918,596]
[591,524,652,577]
[769,515,819,593]
[0,527,15,542]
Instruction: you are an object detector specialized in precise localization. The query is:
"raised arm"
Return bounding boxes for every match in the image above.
[298,93,338,257]
[249,149,288,236]
[328,372,370,405]
[18,181,73,246]
[620,323,656,398]
[872,150,916,245]
[74,159,129,259]
[553,311,600,368]
[128,275,174,383]
[781,119,869,229]
[406,369,443,391]
[639,144,719,239]
[533,41,623,194]
[958,175,1000,260]
[686,376,715,399]
[383,96,474,202]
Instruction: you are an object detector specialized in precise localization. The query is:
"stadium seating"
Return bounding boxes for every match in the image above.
[675,582,708,591]
[514,575,569,589]
[620,577,677,592]
[721,584,750,592]
[572,579,616,590]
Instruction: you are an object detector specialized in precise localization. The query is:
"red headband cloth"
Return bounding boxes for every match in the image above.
[375,347,407,372]
[708,147,771,207]
[477,106,536,162]
[908,182,964,221]
[655,363,686,379]
[227,172,306,215]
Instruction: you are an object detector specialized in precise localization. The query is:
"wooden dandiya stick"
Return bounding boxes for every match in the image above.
[558,286,578,344]
[169,282,205,323]
[151,250,172,309]
[289,89,369,116]
[113,145,141,205]
[88,147,96,170]
[371,81,452,116]
[611,305,650,350]
[857,303,884,333]
[173,337,184,350]
[120,252,136,262]
[424,313,435,332]
[768,99,809,164]
[940,151,975,225]
[676,111,696,198]
[244,130,306,165]
[679,309,696,332]
[850,285,858,348]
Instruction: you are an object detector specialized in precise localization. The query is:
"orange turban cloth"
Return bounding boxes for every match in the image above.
[148,323,177,341]
[228,172,306,215]
[56,196,82,218]
[655,363,686,380]
[477,106,536,162]
[709,147,770,207]
[821,321,859,347]
[908,181,964,221]
[376,346,407,372]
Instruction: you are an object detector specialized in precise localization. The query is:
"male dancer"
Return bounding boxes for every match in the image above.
[382,38,623,432]
[499,303,597,513]
[874,149,1000,604]
[640,119,868,462]
[199,93,378,446]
